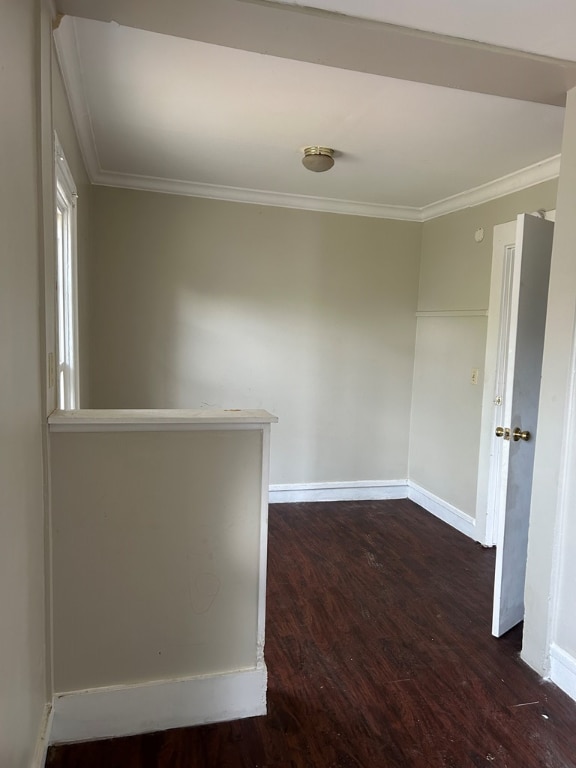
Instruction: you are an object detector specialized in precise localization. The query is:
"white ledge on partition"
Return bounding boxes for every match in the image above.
[48,408,278,432]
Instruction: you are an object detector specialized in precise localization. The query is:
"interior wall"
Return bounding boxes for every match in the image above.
[410,314,487,512]
[87,189,422,485]
[0,1,47,765]
[52,48,93,408]
[409,180,558,520]
[524,89,576,674]
[50,429,265,691]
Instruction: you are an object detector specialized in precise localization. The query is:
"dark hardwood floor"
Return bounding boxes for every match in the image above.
[47,500,576,767]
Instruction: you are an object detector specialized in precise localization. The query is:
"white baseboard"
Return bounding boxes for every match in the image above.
[549,644,576,703]
[268,480,477,540]
[408,481,476,540]
[31,702,53,768]
[50,665,267,745]
[269,480,408,503]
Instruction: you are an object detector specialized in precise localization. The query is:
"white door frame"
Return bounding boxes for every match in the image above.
[475,223,515,547]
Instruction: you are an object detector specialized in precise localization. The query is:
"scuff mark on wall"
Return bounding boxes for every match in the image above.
[190,571,221,614]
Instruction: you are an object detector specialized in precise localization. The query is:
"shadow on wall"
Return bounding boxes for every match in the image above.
[88,189,422,484]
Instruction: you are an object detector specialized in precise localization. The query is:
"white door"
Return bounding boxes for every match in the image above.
[491,214,554,637]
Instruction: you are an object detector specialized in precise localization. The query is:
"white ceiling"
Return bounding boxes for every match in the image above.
[54,2,568,220]
[268,0,576,61]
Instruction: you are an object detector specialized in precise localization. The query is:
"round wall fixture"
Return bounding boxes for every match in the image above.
[302,146,335,172]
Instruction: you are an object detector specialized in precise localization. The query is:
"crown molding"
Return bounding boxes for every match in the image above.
[53,17,102,182]
[93,155,560,222]
[92,170,422,220]
[420,155,561,221]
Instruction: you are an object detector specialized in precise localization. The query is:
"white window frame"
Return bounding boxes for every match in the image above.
[55,133,80,410]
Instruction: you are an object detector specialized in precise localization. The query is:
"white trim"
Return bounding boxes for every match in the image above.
[53,18,101,182]
[549,644,576,703]
[49,422,273,433]
[416,309,488,318]
[50,667,267,745]
[269,480,408,503]
[420,156,561,221]
[54,133,80,411]
[54,134,77,200]
[269,480,477,540]
[407,481,477,540]
[31,703,54,768]
[92,156,560,222]
[94,171,421,221]
[48,408,278,431]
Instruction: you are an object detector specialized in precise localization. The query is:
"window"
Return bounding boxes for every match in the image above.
[55,134,79,410]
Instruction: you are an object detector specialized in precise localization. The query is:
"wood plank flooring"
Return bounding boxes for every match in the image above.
[47,500,576,767]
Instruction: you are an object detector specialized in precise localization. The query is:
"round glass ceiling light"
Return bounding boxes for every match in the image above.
[302,146,335,172]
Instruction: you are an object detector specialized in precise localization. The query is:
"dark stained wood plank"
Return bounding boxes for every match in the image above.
[47,500,576,768]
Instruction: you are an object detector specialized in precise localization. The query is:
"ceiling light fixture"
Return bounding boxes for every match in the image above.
[302,146,335,173]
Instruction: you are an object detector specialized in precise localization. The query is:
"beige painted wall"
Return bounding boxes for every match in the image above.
[0,1,47,765]
[409,315,487,513]
[87,190,422,484]
[418,180,558,312]
[50,429,265,692]
[524,89,576,673]
[409,180,558,518]
[52,49,93,407]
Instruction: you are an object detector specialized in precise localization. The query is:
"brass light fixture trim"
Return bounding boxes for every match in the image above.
[302,146,335,173]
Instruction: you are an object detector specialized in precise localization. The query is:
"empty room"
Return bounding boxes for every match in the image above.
[3,1,576,767]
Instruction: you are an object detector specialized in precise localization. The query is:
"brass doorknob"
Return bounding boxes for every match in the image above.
[495,426,505,437]
[512,427,531,442]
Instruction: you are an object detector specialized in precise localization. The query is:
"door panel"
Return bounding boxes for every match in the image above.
[492,214,554,637]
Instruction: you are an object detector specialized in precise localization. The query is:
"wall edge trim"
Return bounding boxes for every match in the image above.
[549,643,576,703]
[31,702,54,768]
[269,480,408,503]
[50,666,267,745]
[420,155,561,221]
[407,481,477,540]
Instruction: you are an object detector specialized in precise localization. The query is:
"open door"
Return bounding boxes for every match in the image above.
[491,214,554,638]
